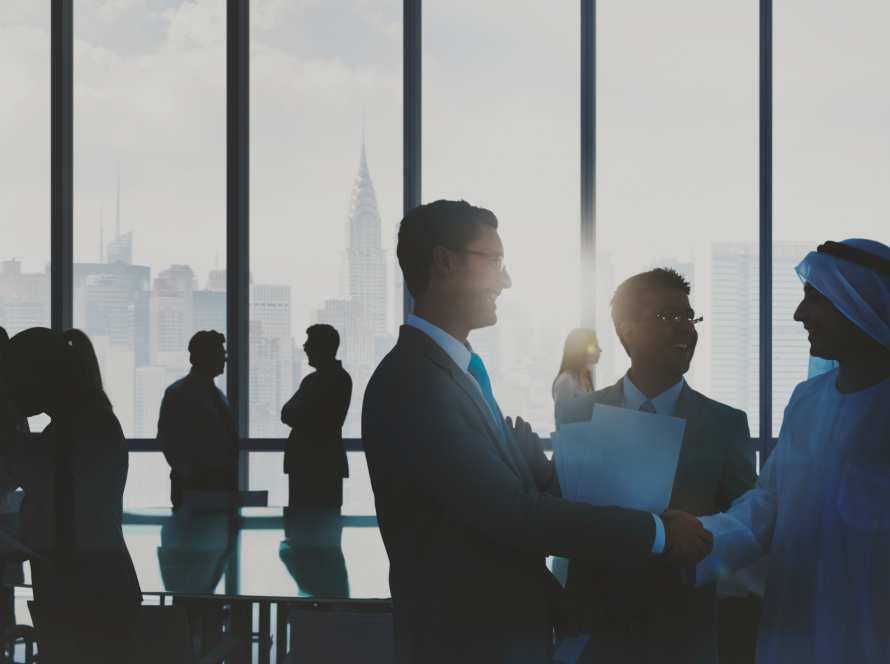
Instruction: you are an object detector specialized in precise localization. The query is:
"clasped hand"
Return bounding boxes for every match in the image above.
[659,508,713,569]
[505,416,553,490]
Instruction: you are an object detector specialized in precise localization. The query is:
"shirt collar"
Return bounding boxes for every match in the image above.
[406,314,473,372]
[621,371,685,416]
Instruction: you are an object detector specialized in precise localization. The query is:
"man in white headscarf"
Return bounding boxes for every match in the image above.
[685,238,890,664]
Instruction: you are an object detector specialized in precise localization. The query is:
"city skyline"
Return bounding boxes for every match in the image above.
[2,0,887,510]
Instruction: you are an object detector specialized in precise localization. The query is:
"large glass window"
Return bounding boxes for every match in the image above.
[773,0,890,435]
[73,0,227,505]
[248,0,402,502]
[423,0,580,435]
[0,4,52,432]
[597,2,760,432]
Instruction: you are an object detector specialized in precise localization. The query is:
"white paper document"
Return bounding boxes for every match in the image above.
[552,404,685,512]
[552,633,590,664]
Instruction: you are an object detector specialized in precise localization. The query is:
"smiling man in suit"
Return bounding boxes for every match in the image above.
[362,201,714,664]
[559,268,758,664]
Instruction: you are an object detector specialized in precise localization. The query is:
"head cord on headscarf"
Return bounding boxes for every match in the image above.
[795,239,890,350]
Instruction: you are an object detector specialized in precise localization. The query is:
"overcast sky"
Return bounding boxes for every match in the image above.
[1,0,887,341]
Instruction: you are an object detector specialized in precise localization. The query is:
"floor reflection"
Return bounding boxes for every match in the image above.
[158,508,238,594]
[279,507,349,598]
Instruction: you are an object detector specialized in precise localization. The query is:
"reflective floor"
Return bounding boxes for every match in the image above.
[6,507,390,602]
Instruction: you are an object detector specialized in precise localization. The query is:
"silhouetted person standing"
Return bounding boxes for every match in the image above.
[0,326,29,637]
[158,331,240,511]
[0,328,142,664]
[281,325,352,508]
[0,327,28,436]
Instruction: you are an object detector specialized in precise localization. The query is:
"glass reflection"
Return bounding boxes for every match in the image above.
[158,508,238,594]
[279,507,349,599]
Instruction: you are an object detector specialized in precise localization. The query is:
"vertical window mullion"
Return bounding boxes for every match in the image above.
[759,0,773,463]
[227,0,250,487]
[51,0,73,333]
[403,0,421,323]
[581,0,597,388]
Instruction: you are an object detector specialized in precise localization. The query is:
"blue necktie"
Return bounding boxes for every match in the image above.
[467,353,505,441]
[639,400,657,414]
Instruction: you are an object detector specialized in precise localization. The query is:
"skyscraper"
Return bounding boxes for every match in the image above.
[0,259,51,335]
[697,241,815,437]
[249,284,293,437]
[107,163,133,265]
[338,140,388,338]
[310,139,392,436]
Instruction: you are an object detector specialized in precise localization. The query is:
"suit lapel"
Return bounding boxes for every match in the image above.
[667,383,709,511]
[448,364,523,476]
[399,326,523,477]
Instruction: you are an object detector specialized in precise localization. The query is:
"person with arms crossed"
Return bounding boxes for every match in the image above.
[281,324,352,508]
[559,268,757,663]
[158,330,240,511]
[688,239,890,663]
[362,200,713,664]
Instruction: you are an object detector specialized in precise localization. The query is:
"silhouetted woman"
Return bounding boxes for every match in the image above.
[552,328,601,427]
[0,328,142,664]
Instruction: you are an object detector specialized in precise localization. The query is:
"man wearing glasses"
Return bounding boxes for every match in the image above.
[559,268,757,664]
[363,202,713,664]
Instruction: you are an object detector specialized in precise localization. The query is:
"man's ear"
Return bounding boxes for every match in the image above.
[430,245,452,278]
[619,322,634,348]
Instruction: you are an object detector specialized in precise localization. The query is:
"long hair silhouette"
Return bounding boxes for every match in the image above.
[3,327,112,410]
[552,328,599,396]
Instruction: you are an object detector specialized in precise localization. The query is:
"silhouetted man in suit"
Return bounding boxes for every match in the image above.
[559,268,757,664]
[362,200,714,664]
[158,331,240,511]
[281,324,352,508]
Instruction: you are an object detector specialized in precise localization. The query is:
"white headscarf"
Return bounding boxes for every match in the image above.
[795,238,890,350]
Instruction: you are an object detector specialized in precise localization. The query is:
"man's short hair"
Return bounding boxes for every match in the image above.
[397,200,499,297]
[307,324,340,355]
[610,268,691,353]
[188,330,226,355]
[0,326,8,352]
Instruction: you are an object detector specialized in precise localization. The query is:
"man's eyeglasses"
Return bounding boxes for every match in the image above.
[446,248,507,273]
[630,311,704,325]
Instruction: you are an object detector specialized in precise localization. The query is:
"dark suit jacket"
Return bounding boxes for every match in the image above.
[362,325,657,664]
[559,380,757,664]
[282,360,352,479]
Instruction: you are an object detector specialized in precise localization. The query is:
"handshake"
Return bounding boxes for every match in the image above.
[659,508,713,568]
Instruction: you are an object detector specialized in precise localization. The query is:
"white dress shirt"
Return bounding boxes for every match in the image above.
[621,371,685,415]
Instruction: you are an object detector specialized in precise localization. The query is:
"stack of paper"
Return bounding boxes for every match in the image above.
[551,404,686,513]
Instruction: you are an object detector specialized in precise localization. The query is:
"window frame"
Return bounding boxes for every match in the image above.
[47,0,778,482]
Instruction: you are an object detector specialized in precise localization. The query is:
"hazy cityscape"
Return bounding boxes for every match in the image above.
[1,141,818,507]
